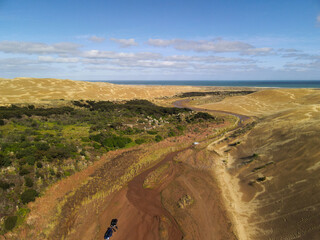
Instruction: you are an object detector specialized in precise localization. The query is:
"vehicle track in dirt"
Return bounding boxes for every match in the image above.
[126,148,190,240]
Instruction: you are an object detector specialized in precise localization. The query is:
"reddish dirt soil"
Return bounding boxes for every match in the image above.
[97,149,188,240]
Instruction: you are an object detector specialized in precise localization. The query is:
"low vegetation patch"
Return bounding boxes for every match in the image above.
[178,91,255,98]
[0,99,223,232]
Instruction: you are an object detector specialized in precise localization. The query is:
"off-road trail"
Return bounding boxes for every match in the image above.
[96,102,249,240]
[126,149,188,240]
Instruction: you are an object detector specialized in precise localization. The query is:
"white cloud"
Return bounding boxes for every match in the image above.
[147,38,254,53]
[38,56,80,63]
[82,50,161,60]
[278,48,300,53]
[147,38,275,56]
[284,61,320,71]
[240,47,274,56]
[88,36,106,43]
[110,38,138,47]
[0,41,81,55]
[282,52,320,61]
[164,55,254,63]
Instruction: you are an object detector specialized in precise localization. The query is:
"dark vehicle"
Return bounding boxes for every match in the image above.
[110,219,118,227]
[104,219,118,240]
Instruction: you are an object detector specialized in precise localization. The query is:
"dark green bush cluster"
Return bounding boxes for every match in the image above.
[21,189,39,204]
[25,177,34,187]
[90,133,132,149]
[190,112,215,121]
[134,138,146,144]
[0,153,11,167]
[0,105,74,120]
[155,135,163,142]
[4,216,17,230]
[0,180,14,190]
[179,91,255,98]
[72,99,191,118]
[147,130,158,135]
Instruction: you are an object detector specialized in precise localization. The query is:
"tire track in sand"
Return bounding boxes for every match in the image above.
[126,148,189,240]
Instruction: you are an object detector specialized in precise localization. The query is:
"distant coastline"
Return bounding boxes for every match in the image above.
[88,80,320,88]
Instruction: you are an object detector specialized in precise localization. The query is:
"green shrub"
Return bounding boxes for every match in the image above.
[36,162,43,168]
[93,142,101,149]
[19,168,30,176]
[155,135,163,142]
[147,130,158,135]
[4,216,17,231]
[36,142,50,151]
[25,177,34,187]
[135,138,145,144]
[64,170,72,177]
[176,125,185,131]
[168,131,176,137]
[16,147,36,159]
[0,153,11,168]
[193,112,215,120]
[81,137,90,142]
[90,133,132,149]
[0,119,5,126]
[49,169,55,176]
[25,156,36,166]
[21,189,39,204]
[0,180,14,190]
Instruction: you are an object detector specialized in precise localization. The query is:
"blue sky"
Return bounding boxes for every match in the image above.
[0,0,320,80]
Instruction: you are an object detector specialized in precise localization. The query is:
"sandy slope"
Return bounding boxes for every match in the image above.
[199,88,320,239]
[0,78,204,104]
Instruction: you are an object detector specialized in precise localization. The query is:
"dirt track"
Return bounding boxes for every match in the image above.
[97,145,236,240]
[102,149,188,240]
[95,101,247,240]
[126,149,187,240]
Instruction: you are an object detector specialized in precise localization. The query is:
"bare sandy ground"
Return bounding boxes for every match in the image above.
[0,78,205,104]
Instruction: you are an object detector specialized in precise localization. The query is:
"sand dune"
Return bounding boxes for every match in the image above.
[202,88,320,239]
[0,78,204,104]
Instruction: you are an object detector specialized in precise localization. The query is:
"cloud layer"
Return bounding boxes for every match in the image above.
[0,37,318,79]
[0,41,80,55]
[88,36,106,43]
[110,38,138,47]
[147,38,274,56]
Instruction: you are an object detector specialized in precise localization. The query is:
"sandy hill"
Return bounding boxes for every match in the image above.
[203,89,320,239]
[200,88,320,117]
[0,77,203,105]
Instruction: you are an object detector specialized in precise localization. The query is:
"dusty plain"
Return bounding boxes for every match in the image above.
[1,78,320,240]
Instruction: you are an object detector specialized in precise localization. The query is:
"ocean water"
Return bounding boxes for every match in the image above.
[91,80,320,88]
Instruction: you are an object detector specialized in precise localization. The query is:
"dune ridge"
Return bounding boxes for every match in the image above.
[201,88,320,239]
[0,78,204,104]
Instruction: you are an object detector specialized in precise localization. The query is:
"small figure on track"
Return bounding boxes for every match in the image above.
[104,219,118,240]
